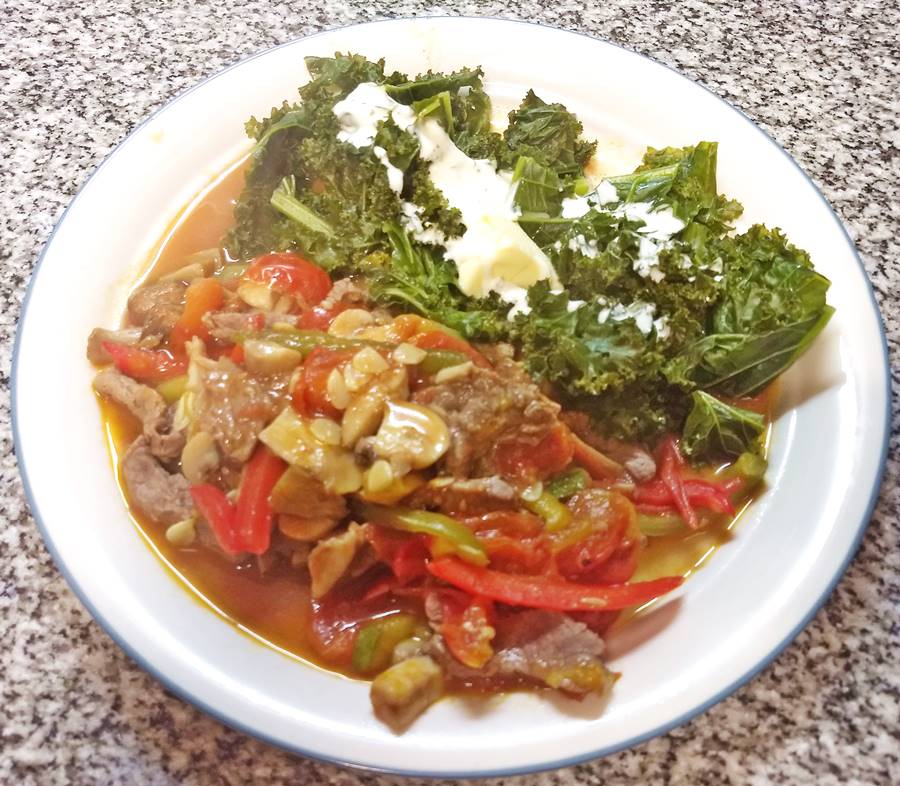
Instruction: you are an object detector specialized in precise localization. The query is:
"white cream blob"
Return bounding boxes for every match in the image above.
[334,83,560,315]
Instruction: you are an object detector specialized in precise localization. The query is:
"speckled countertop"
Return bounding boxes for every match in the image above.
[1,1,898,784]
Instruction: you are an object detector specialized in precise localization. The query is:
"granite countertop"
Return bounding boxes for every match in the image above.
[1,1,898,784]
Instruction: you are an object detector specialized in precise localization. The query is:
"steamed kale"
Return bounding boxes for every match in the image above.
[503,90,596,178]
[225,54,833,447]
[681,391,766,460]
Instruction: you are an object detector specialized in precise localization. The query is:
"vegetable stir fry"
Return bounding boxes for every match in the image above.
[88,54,831,730]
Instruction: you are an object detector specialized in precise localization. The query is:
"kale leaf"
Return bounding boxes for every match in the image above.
[681,391,766,460]
[503,91,596,178]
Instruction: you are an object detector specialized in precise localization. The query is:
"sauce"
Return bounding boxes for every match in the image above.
[98,159,772,672]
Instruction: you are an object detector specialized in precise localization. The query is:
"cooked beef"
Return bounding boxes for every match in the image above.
[93,368,185,460]
[202,310,298,343]
[427,609,613,696]
[318,277,369,310]
[121,437,193,525]
[406,476,517,516]
[412,363,560,478]
[192,355,291,463]
[86,327,144,364]
[127,279,187,337]
[562,411,656,481]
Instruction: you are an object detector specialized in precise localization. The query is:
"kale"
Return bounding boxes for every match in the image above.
[681,391,766,460]
[503,91,596,178]
[371,224,504,339]
[225,58,832,447]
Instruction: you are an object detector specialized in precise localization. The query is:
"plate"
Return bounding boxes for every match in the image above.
[12,16,889,777]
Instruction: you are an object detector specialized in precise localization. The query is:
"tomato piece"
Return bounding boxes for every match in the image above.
[297,301,351,330]
[494,425,575,482]
[466,511,550,574]
[245,252,332,306]
[367,526,430,581]
[427,557,683,612]
[102,342,188,384]
[438,592,495,669]
[291,347,354,419]
[233,445,286,555]
[170,278,224,350]
[228,344,245,364]
[411,330,491,369]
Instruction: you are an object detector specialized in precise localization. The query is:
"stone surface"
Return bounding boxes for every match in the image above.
[1,2,898,784]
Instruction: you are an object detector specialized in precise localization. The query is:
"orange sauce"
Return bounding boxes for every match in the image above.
[97,161,773,669]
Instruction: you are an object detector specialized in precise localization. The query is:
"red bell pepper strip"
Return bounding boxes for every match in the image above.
[102,341,188,384]
[169,277,224,350]
[427,557,683,612]
[245,252,332,306]
[659,438,698,528]
[633,479,735,515]
[233,445,286,555]
[190,484,241,555]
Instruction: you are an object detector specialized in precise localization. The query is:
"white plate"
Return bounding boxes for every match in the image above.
[13,16,889,777]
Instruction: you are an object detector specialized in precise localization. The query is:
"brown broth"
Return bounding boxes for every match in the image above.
[97,159,771,673]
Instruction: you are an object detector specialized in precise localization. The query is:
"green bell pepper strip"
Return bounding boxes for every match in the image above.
[352,613,419,674]
[523,490,572,532]
[156,374,188,404]
[240,328,469,372]
[358,504,488,566]
[636,512,687,537]
[214,263,249,282]
[544,467,591,500]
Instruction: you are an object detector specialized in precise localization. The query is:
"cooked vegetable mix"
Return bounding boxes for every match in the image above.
[88,54,831,730]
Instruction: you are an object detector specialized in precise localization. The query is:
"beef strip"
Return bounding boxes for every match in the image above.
[202,310,298,343]
[93,367,185,460]
[562,410,656,481]
[121,437,193,525]
[127,279,187,337]
[192,355,290,463]
[317,277,369,310]
[427,609,612,696]
[86,327,144,364]
[406,476,517,516]
[412,361,560,478]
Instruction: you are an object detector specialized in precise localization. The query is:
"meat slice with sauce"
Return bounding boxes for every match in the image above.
[412,361,560,478]
[192,354,291,464]
[93,368,185,460]
[427,609,614,697]
[127,279,187,338]
[406,476,517,516]
[121,437,193,525]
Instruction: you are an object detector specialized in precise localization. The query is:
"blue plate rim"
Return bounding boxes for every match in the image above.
[11,14,891,779]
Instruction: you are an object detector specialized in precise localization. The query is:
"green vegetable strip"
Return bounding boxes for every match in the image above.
[242,328,468,374]
[544,467,591,500]
[352,614,418,674]
[636,513,686,538]
[156,375,188,404]
[270,177,334,237]
[523,491,572,532]
[358,504,488,566]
